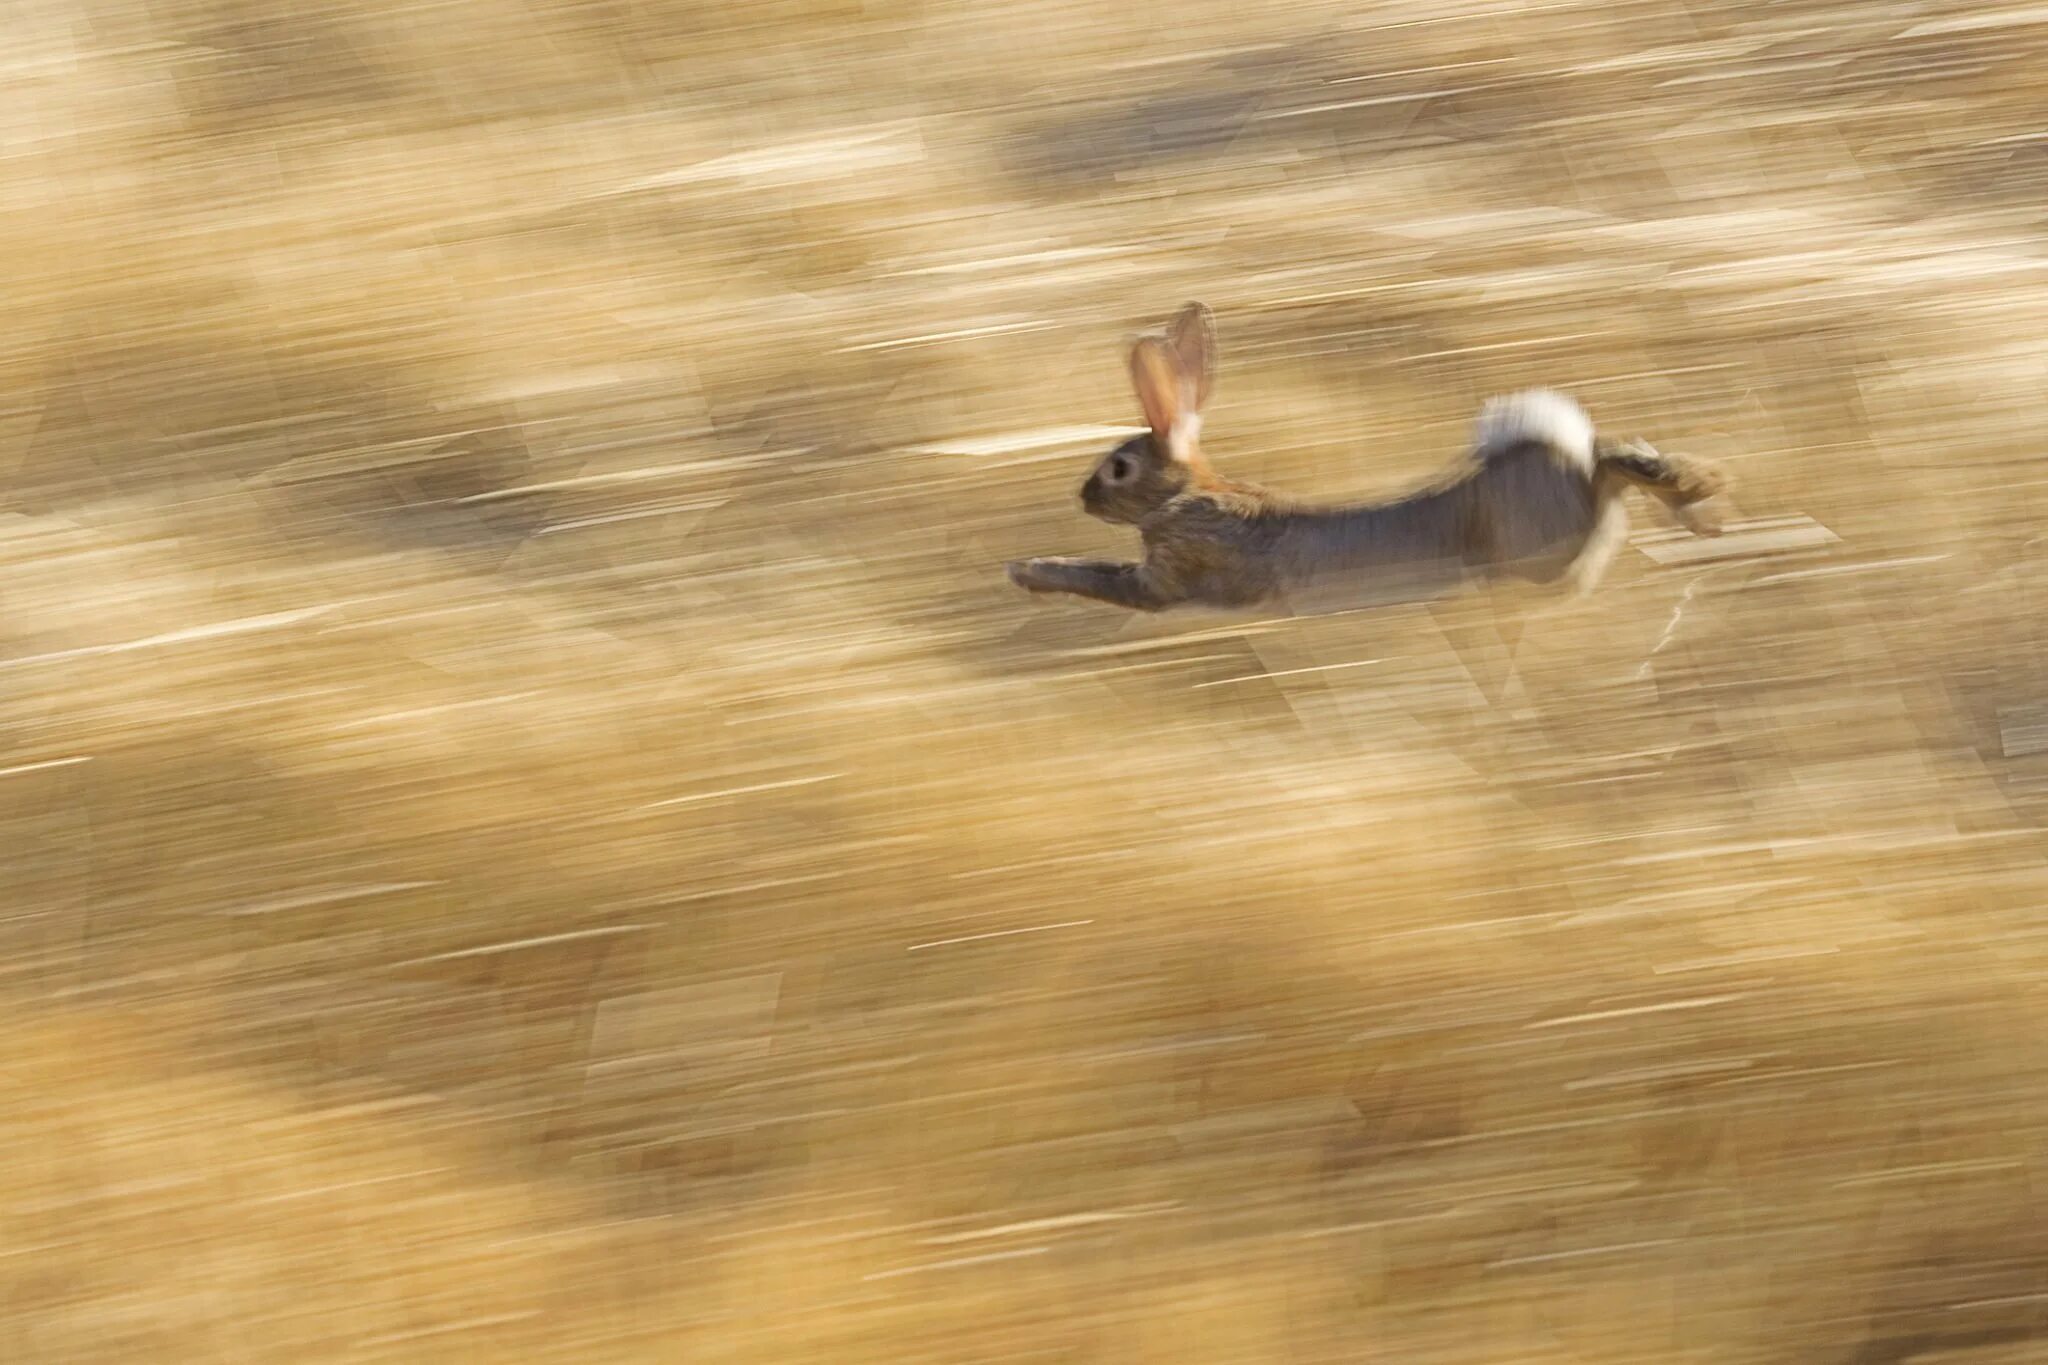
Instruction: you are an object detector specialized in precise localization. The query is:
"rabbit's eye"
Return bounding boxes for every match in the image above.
[1107,456,1133,483]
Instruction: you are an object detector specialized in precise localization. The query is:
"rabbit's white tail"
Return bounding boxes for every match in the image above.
[1474,389,1596,475]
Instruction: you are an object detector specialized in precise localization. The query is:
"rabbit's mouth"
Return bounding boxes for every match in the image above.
[1082,493,1126,525]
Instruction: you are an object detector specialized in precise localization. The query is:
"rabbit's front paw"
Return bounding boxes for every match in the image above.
[1007,559,1052,592]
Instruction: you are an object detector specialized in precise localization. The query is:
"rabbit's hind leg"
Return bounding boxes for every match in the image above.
[1564,480,1632,599]
[1597,438,1729,536]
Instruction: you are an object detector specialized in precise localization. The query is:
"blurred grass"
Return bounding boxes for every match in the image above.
[3,0,2048,1360]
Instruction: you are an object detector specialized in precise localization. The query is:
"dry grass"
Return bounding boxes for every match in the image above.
[3,0,2048,1360]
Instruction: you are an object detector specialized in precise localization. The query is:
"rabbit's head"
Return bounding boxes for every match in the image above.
[1080,431,1188,524]
[1080,302,1216,525]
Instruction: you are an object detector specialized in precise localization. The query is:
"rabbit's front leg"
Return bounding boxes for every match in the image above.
[1006,557,1178,612]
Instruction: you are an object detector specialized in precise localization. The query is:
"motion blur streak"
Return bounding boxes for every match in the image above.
[2,0,2046,1360]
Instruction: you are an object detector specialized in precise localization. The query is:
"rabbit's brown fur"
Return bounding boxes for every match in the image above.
[1007,303,1730,613]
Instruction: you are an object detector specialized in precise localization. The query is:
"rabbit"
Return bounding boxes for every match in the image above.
[1005,302,1729,614]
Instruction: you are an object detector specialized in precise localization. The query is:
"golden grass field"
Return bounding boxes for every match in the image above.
[3,0,2048,1359]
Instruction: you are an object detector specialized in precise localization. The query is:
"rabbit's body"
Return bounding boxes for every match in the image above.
[1008,304,1729,614]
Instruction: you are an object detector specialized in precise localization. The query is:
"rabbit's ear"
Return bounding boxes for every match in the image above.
[1166,302,1216,413]
[1129,335,1186,446]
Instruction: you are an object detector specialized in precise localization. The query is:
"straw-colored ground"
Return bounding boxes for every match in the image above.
[3,0,2047,1359]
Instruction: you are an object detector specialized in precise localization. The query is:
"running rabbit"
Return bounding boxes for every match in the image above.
[1006,302,1727,613]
